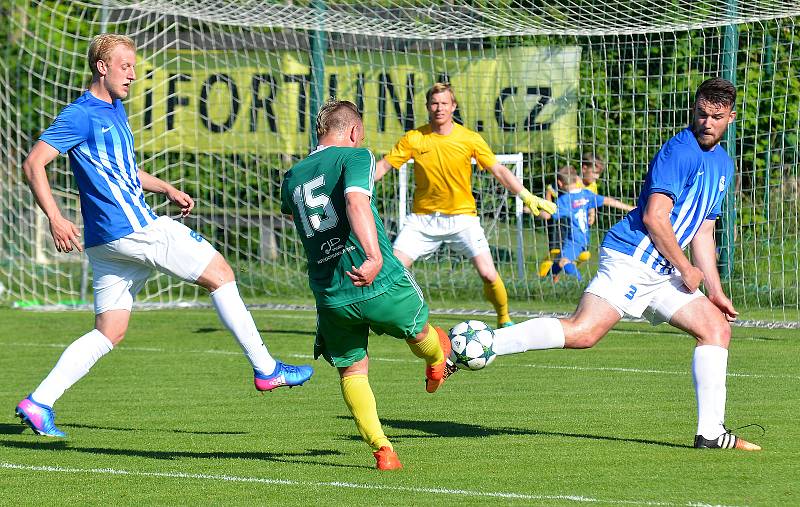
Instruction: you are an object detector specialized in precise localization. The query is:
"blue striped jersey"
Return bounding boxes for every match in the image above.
[602,127,733,274]
[40,91,157,248]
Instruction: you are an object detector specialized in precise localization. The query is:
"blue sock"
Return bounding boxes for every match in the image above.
[563,263,582,280]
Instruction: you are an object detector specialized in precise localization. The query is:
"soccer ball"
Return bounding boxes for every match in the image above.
[448,320,497,371]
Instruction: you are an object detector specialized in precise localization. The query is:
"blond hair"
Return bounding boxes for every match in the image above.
[426,82,457,106]
[315,99,362,138]
[88,34,136,78]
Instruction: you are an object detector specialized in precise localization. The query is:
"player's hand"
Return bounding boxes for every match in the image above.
[520,189,557,217]
[346,257,383,287]
[166,187,194,217]
[708,292,738,322]
[679,265,705,293]
[49,215,83,253]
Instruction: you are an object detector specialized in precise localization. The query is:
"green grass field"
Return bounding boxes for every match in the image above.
[1,307,798,506]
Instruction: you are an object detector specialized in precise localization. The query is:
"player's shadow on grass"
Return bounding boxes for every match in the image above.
[0,440,371,469]
[377,418,690,449]
[0,423,26,435]
[60,423,248,435]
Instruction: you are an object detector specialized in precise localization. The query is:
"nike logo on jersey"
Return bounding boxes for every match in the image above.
[419,150,430,155]
[697,171,705,175]
[102,125,114,133]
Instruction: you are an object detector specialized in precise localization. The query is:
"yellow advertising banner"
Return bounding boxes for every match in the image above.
[127,47,579,155]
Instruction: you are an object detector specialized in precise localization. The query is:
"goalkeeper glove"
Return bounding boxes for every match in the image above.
[519,189,557,216]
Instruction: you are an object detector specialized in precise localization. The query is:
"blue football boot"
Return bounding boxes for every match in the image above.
[15,395,66,437]
[254,361,314,392]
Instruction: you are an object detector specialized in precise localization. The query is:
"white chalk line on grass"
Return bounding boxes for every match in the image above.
[4,342,799,381]
[0,462,736,507]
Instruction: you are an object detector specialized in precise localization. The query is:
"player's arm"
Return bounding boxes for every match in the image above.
[345,192,382,287]
[373,158,395,182]
[642,192,704,292]
[138,170,194,217]
[23,141,83,253]
[691,219,738,321]
[601,196,635,212]
[486,162,556,216]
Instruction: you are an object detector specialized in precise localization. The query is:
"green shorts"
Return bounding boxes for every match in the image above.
[314,271,429,367]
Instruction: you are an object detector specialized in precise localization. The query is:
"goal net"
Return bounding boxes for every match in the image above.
[2,0,800,322]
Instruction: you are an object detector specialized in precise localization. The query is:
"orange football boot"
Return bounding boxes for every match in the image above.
[373,446,403,470]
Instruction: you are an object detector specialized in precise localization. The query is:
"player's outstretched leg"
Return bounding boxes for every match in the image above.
[254,361,314,392]
[210,281,314,391]
[15,395,66,438]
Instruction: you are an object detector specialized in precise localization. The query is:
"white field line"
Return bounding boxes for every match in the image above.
[0,462,737,507]
[3,341,799,381]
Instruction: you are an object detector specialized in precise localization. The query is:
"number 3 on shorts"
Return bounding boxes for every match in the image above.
[624,284,637,300]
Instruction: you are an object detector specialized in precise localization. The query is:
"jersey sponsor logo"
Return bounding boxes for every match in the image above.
[320,237,342,255]
[718,176,726,192]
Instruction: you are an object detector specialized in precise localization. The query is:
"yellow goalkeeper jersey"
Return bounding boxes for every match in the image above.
[384,123,497,216]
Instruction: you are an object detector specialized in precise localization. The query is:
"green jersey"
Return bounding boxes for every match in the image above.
[281,146,404,307]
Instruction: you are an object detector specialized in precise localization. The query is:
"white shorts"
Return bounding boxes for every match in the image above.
[393,213,490,261]
[86,216,217,314]
[585,247,703,325]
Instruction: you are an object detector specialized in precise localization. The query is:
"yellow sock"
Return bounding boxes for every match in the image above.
[340,374,391,451]
[483,276,511,326]
[406,324,445,366]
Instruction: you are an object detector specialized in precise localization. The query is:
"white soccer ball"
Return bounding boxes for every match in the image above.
[448,320,497,371]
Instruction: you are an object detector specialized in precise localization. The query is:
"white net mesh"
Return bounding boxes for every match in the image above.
[1,0,800,322]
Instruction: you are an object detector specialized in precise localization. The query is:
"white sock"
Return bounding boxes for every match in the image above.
[693,344,729,439]
[31,329,113,407]
[492,318,565,356]
[211,281,277,375]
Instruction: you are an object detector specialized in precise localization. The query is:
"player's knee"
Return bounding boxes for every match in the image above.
[569,331,602,349]
[479,271,496,284]
[198,254,235,290]
[562,318,604,349]
[100,329,126,346]
[698,323,731,348]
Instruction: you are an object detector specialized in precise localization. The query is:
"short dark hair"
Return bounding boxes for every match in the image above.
[581,153,604,170]
[315,99,361,137]
[695,77,737,109]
